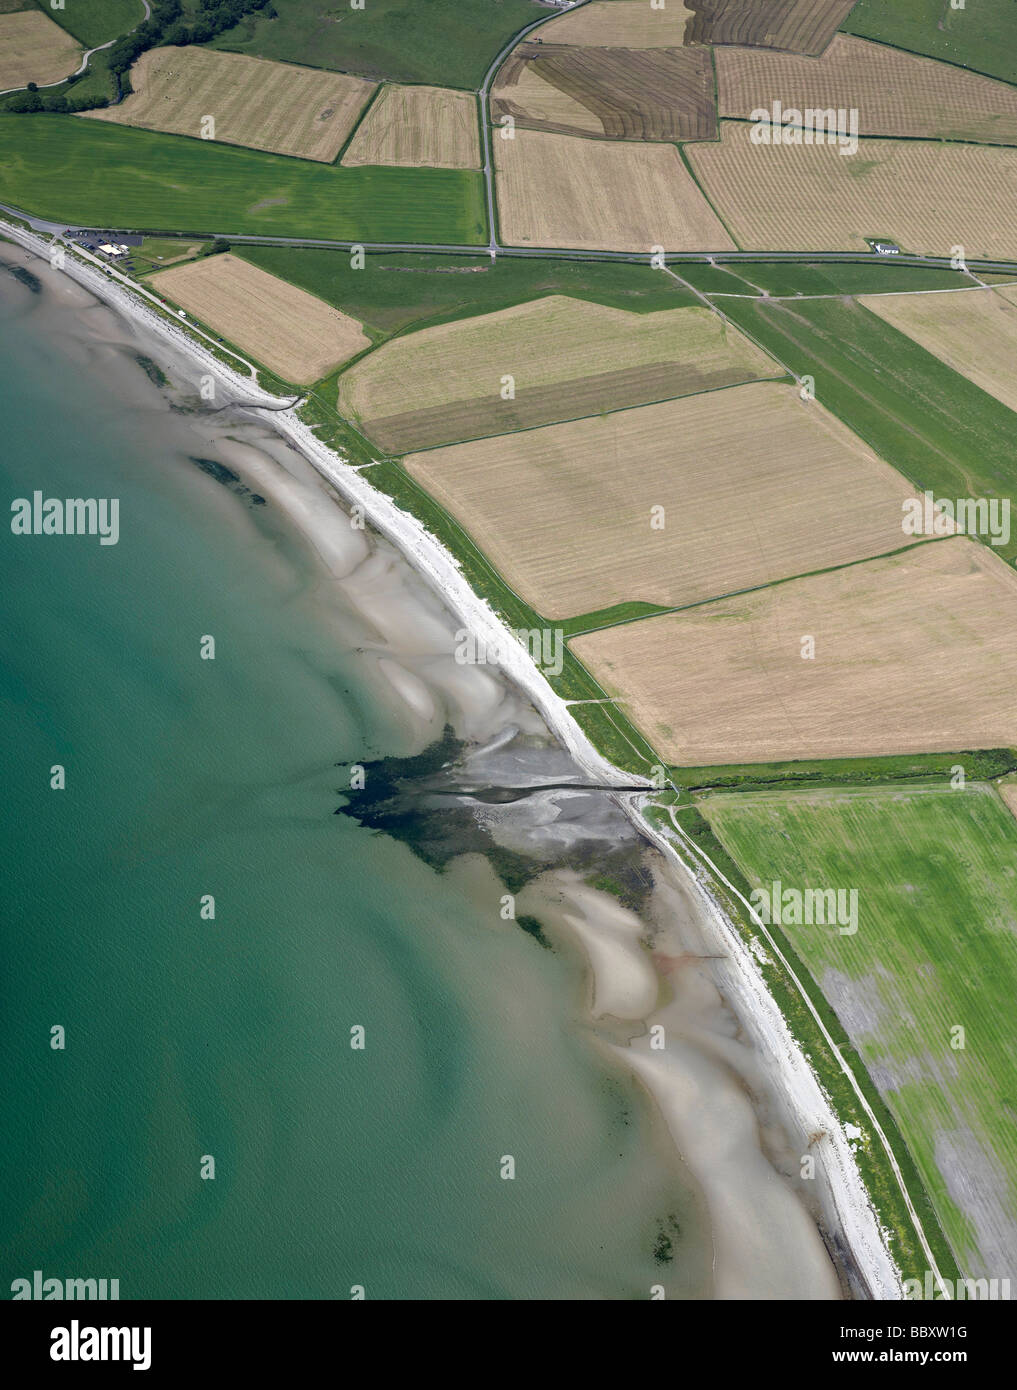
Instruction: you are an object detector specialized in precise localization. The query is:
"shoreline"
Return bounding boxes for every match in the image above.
[0,216,907,1298]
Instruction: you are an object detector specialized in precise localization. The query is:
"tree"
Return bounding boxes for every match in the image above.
[8,92,43,113]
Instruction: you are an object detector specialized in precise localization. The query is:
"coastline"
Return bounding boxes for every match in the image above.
[0,217,907,1298]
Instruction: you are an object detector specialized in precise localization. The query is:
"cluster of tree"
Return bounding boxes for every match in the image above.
[105,0,184,80]
[162,0,274,47]
[6,87,109,114]
[200,238,232,256]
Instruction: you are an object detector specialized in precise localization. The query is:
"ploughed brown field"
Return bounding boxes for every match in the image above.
[153,254,370,384]
[402,381,925,619]
[717,35,1017,145]
[84,47,375,162]
[684,0,856,54]
[493,41,717,141]
[688,122,1017,257]
[0,11,80,90]
[572,538,1017,765]
[341,84,481,169]
[496,128,735,251]
[338,296,778,451]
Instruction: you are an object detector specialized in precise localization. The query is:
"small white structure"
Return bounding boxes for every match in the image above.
[873,241,900,256]
[98,243,130,258]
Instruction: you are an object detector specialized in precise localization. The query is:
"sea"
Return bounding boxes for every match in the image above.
[0,249,709,1299]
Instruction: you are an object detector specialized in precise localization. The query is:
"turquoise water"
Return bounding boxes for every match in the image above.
[0,276,700,1299]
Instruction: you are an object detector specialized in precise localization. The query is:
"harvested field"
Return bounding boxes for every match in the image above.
[492,60,604,137]
[83,47,375,162]
[492,42,716,142]
[153,254,370,384]
[574,538,1017,765]
[999,778,1017,823]
[537,0,693,47]
[496,128,735,252]
[403,381,924,618]
[860,286,1017,415]
[685,0,856,54]
[688,123,1017,257]
[0,11,81,90]
[717,35,1017,145]
[340,296,777,450]
[341,84,481,169]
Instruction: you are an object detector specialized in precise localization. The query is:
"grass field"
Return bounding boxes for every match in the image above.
[134,236,204,272]
[342,85,480,169]
[493,41,717,142]
[204,0,547,88]
[496,128,735,252]
[0,11,80,90]
[86,47,375,162]
[235,247,698,337]
[574,538,1017,764]
[700,782,1017,1284]
[717,34,1017,144]
[152,252,369,382]
[686,0,856,54]
[689,122,1017,258]
[37,0,143,48]
[338,297,778,451]
[844,0,1017,86]
[0,116,486,242]
[538,0,693,47]
[400,381,936,619]
[715,294,1017,565]
[682,260,974,298]
[861,285,1017,416]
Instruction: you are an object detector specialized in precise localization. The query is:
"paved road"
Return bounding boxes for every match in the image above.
[5,203,1015,276]
[476,0,595,257]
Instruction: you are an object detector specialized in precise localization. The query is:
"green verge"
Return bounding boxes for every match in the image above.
[235,246,697,340]
[671,748,1017,795]
[201,0,548,89]
[715,294,1017,565]
[644,794,961,1290]
[842,0,1017,86]
[36,0,144,48]
[697,780,1017,1285]
[0,116,487,243]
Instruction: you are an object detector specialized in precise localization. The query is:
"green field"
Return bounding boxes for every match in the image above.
[843,0,1017,86]
[687,261,974,299]
[0,116,486,242]
[204,0,547,88]
[236,247,697,339]
[36,0,144,47]
[700,782,1017,1284]
[717,295,1017,565]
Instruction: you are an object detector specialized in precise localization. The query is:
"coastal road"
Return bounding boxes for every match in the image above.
[5,203,1017,276]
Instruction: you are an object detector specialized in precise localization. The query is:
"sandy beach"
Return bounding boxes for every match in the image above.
[0,218,908,1299]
